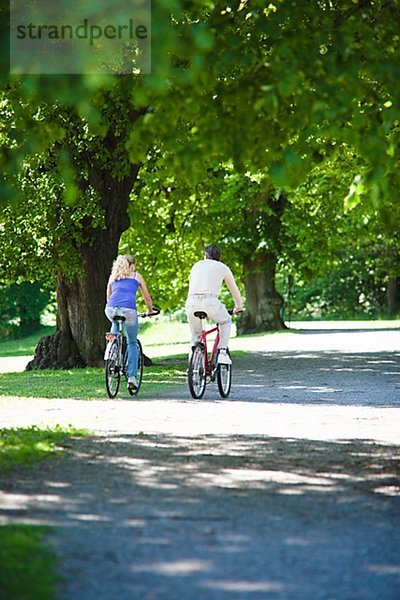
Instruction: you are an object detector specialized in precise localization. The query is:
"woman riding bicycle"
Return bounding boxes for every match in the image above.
[105,254,153,390]
[185,244,243,365]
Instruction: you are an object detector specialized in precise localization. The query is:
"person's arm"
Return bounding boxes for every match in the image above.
[136,272,153,314]
[224,268,243,314]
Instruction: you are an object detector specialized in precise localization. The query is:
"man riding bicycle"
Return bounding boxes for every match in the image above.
[185,244,243,365]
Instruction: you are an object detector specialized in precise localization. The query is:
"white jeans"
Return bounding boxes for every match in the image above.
[185,295,231,348]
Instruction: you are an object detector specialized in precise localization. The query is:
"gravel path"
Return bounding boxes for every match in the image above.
[1,327,399,599]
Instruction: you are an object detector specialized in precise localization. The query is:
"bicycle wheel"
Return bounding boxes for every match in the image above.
[124,339,144,396]
[105,340,121,398]
[217,349,232,398]
[188,344,206,399]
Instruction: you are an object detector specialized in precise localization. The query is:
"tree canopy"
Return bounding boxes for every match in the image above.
[1,0,400,365]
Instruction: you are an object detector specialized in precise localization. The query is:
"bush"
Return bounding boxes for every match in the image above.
[287,267,387,320]
[0,282,51,339]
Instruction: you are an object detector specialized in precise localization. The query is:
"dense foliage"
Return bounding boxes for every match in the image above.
[0,282,50,338]
[1,0,400,357]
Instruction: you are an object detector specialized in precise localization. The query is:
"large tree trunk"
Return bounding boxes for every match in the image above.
[27,165,138,370]
[236,191,287,334]
[387,276,400,317]
[237,251,287,334]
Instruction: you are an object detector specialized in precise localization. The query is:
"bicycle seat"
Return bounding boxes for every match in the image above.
[194,311,207,319]
[113,315,126,323]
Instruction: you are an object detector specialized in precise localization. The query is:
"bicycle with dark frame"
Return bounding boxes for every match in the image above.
[104,309,160,398]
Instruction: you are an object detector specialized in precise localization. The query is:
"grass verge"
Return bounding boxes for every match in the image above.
[0,424,87,472]
[0,320,189,359]
[0,360,188,400]
[0,327,55,358]
[0,425,88,600]
[0,524,58,600]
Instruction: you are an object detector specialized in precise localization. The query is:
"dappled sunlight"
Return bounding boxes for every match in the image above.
[45,481,70,489]
[120,518,147,528]
[202,579,289,592]
[132,558,212,576]
[366,564,400,575]
[280,384,340,394]
[1,432,399,598]
[373,486,400,496]
[0,492,37,513]
[228,350,400,410]
[85,434,400,499]
[186,468,337,491]
[73,513,110,522]
[0,492,64,510]
[0,329,399,598]
[284,536,314,546]
[2,435,398,522]
[235,383,265,388]
[207,533,251,555]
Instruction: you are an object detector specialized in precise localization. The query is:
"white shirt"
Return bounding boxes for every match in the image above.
[187,259,242,307]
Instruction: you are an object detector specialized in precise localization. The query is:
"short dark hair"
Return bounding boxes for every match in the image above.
[204,244,221,261]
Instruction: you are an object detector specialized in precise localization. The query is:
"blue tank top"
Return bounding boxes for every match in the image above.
[107,277,140,310]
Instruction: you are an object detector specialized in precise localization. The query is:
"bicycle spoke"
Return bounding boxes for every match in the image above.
[105,340,121,398]
[188,345,206,399]
[217,350,232,398]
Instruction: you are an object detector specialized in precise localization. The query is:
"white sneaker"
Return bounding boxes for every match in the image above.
[218,349,231,365]
[127,376,138,389]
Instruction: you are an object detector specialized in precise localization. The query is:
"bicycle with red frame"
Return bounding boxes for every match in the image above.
[187,309,239,399]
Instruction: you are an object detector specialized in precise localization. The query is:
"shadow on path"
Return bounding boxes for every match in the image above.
[1,330,400,599]
[1,434,399,599]
[163,350,400,408]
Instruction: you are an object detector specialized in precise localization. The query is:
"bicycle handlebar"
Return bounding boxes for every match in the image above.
[138,307,240,318]
[228,309,244,316]
[138,307,161,318]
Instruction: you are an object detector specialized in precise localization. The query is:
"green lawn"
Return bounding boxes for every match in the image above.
[0,360,188,400]
[0,320,189,399]
[0,424,87,471]
[0,326,55,357]
[0,524,59,600]
[0,425,88,600]
[0,320,189,359]
[139,318,190,346]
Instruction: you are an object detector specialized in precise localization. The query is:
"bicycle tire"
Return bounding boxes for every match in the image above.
[105,340,121,398]
[217,349,232,398]
[124,339,144,396]
[188,344,206,399]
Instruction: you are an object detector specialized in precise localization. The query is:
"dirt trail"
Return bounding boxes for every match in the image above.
[0,327,399,599]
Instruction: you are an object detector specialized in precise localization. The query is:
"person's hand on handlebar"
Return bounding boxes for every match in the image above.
[228,307,244,316]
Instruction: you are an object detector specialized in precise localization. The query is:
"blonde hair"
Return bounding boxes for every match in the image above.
[110,254,135,281]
